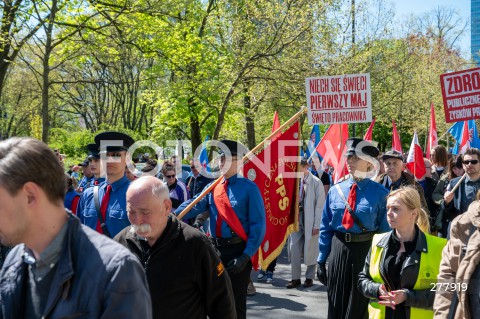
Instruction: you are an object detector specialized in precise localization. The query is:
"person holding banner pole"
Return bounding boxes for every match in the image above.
[317,137,390,319]
[175,140,266,319]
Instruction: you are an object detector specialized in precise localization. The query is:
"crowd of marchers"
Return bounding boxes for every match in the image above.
[0,133,479,319]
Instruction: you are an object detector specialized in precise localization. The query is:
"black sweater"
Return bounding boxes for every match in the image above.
[114,214,236,319]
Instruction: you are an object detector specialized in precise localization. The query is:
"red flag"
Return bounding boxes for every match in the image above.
[426,103,438,159]
[316,123,349,183]
[243,122,300,270]
[363,118,376,141]
[460,121,471,154]
[392,120,403,153]
[406,131,426,179]
[271,111,281,141]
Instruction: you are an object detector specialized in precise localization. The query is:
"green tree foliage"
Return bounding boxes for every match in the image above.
[0,0,472,160]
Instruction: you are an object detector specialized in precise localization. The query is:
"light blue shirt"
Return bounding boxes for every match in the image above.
[318,177,390,263]
[77,175,131,238]
[77,175,94,191]
[90,177,106,187]
[175,174,266,258]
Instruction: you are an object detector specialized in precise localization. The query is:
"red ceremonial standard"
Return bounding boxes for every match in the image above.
[440,67,480,123]
[243,122,300,270]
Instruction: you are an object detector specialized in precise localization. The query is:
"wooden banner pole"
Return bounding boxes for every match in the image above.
[177,107,308,220]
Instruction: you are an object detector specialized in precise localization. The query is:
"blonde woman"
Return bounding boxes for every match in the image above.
[358,186,447,319]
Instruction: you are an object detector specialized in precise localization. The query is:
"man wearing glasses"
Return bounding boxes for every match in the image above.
[442,148,480,224]
[77,131,134,238]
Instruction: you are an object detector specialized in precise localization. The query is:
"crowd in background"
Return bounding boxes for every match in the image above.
[1,135,480,319]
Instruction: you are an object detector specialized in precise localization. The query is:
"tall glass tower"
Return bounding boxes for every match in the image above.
[473,0,480,64]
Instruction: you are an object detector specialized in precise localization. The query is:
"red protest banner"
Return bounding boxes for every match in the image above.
[244,121,300,270]
[305,73,372,125]
[440,67,480,123]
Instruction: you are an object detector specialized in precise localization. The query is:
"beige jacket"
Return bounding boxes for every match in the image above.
[433,201,480,319]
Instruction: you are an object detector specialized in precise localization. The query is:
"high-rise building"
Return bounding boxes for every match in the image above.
[473,0,480,64]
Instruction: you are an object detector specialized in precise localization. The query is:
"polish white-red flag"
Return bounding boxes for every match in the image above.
[392,120,403,153]
[363,118,376,142]
[316,123,349,183]
[406,131,426,179]
[426,103,438,159]
[459,120,471,154]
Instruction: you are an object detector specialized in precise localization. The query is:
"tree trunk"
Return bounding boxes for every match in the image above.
[188,97,202,153]
[41,0,57,143]
[244,83,255,149]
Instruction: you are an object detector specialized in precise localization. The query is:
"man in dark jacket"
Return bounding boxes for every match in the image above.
[376,150,429,214]
[185,159,213,198]
[114,176,236,319]
[0,137,151,319]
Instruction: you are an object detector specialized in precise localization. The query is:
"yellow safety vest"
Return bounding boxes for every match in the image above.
[368,232,446,319]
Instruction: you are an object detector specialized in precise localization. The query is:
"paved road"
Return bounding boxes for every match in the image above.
[247,247,329,319]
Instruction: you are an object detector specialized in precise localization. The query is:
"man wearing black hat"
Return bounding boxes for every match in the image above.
[318,137,390,319]
[376,150,428,212]
[77,132,135,238]
[86,143,106,187]
[76,159,94,193]
[175,139,266,319]
[75,143,106,213]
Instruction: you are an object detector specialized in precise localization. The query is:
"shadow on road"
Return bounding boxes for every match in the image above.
[248,292,307,312]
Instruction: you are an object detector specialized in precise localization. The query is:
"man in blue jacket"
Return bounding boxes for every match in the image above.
[77,131,134,238]
[0,137,151,319]
[176,140,266,319]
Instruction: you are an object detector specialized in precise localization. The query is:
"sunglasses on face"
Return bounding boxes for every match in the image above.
[463,160,479,165]
[165,175,176,179]
[190,166,197,169]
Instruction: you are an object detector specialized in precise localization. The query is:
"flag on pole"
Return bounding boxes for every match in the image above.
[271,111,281,141]
[426,103,438,159]
[448,120,480,154]
[363,118,376,141]
[199,135,210,171]
[243,122,300,270]
[459,121,471,154]
[392,120,403,153]
[316,123,349,183]
[406,131,426,179]
[304,125,321,160]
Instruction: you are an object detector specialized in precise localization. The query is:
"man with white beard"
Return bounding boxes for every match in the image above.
[114,176,236,319]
